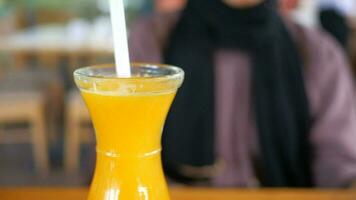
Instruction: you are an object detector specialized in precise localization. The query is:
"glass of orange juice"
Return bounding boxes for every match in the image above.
[74,63,184,200]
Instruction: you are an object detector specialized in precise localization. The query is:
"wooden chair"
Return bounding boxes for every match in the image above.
[0,91,49,176]
[64,89,92,174]
[0,68,61,176]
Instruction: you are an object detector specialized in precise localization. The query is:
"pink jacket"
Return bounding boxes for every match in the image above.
[128,13,356,187]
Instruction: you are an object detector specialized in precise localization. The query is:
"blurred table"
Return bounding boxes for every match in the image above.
[0,188,355,200]
[0,25,114,53]
[0,24,114,69]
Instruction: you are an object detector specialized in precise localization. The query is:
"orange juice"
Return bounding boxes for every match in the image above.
[74,64,184,200]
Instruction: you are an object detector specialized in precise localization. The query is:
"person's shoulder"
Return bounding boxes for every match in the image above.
[289,21,353,96]
[130,12,180,35]
[130,13,158,34]
[128,12,181,62]
[288,20,344,60]
[130,12,180,48]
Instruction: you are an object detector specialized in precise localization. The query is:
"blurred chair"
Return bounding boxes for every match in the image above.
[64,89,92,174]
[0,91,49,176]
[0,69,54,176]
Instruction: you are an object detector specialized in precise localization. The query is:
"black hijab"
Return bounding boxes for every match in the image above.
[320,8,350,49]
[163,0,313,187]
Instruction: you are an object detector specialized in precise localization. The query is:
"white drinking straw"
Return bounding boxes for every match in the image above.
[110,0,131,77]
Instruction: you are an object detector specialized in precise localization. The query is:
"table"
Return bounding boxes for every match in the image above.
[0,188,355,200]
[0,24,114,69]
[0,25,114,53]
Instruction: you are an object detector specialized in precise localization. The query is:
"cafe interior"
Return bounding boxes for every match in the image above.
[0,0,356,199]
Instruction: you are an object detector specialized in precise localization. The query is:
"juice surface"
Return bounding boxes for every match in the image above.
[82,90,175,200]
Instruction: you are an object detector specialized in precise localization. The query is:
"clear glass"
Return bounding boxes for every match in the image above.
[74,63,184,200]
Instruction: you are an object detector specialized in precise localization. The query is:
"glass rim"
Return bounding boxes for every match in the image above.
[73,63,184,82]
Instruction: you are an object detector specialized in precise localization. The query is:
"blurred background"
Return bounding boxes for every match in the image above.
[0,0,355,187]
[0,0,146,186]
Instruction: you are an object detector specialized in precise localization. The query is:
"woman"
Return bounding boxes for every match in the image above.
[129,0,356,187]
